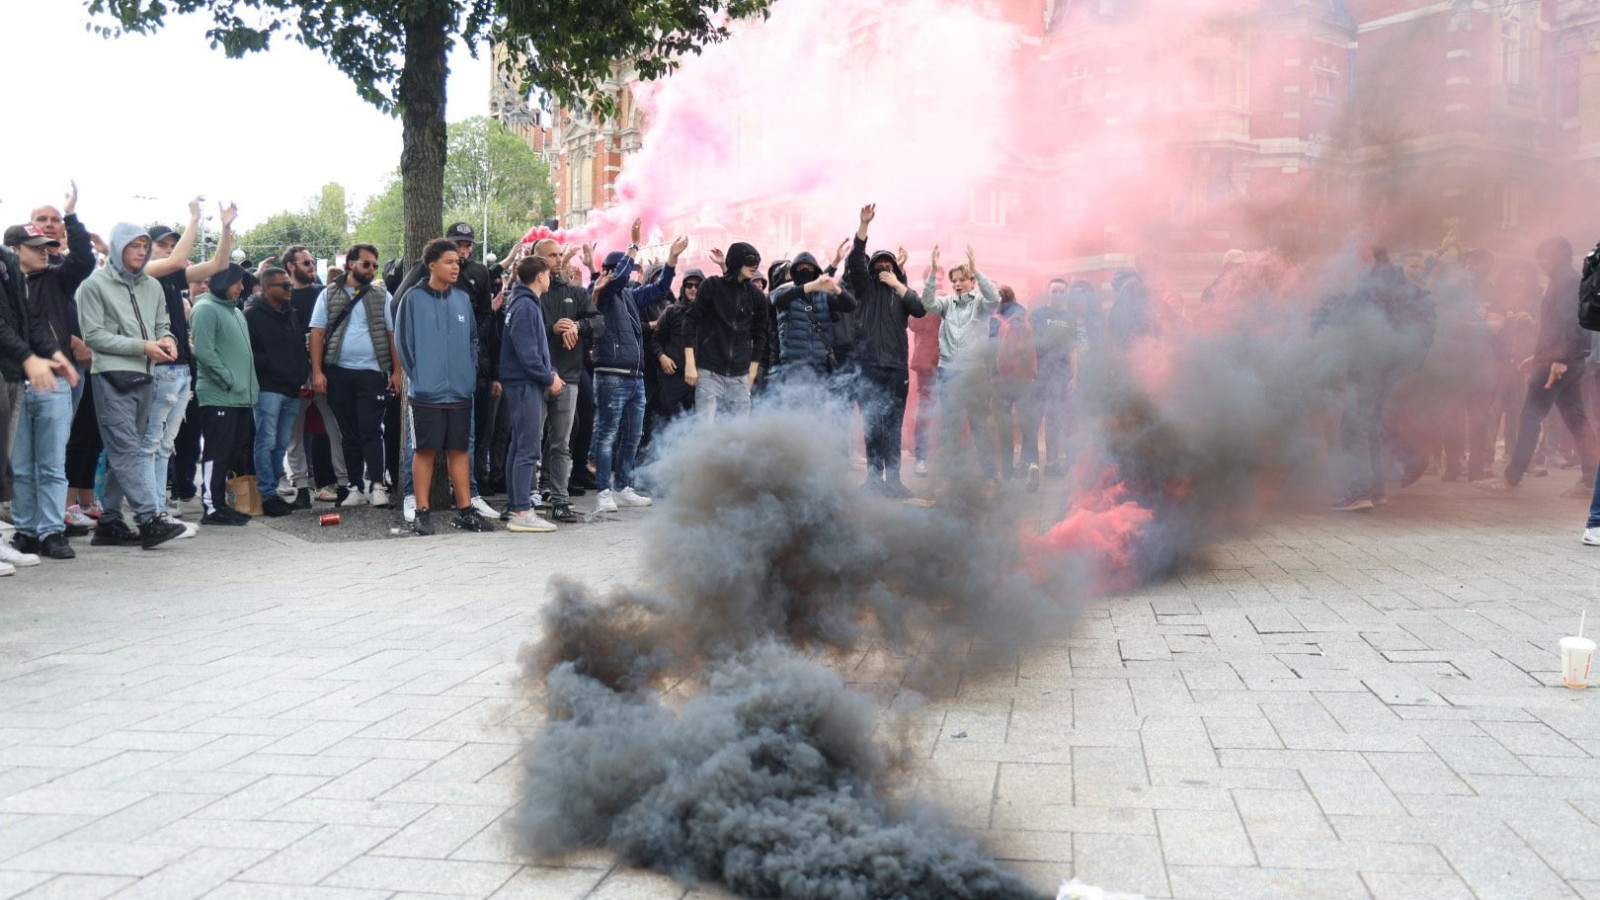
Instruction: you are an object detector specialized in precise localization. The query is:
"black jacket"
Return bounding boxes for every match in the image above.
[24,214,95,358]
[770,252,857,372]
[0,246,62,384]
[245,296,311,396]
[1535,267,1586,367]
[687,258,769,377]
[540,275,605,382]
[842,235,924,369]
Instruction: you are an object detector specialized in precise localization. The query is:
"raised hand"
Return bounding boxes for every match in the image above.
[860,204,876,226]
[930,245,941,273]
[669,235,689,262]
[220,202,239,231]
[64,180,78,217]
[630,217,643,245]
[833,238,849,266]
[187,195,203,221]
[966,244,977,273]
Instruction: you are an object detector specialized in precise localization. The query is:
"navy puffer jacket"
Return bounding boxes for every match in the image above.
[769,252,857,373]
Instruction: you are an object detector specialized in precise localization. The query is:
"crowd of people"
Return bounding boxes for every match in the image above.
[4,189,1600,577]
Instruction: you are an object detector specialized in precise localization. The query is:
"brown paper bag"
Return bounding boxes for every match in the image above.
[227,474,264,516]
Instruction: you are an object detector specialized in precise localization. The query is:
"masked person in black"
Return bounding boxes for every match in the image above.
[684,242,769,423]
[769,252,855,388]
[842,204,926,497]
[650,268,700,438]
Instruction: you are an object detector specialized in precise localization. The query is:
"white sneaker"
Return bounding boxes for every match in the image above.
[0,560,12,577]
[506,510,557,533]
[403,494,416,524]
[338,487,369,509]
[0,542,40,568]
[470,495,501,518]
[913,459,930,477]
[179,520,199,539]
[64,507,95,529]
[616,487,653,508]
[369,483,392,508]
[1583,528,1600,547]
[595,489,619,514]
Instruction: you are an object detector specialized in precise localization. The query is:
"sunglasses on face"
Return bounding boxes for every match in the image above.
[266,282,291,290]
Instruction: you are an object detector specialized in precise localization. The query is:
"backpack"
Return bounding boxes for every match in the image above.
[995,313,1037,379]
[1581,241,1600,331]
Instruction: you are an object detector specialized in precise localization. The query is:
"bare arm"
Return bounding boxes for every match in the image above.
[142,196,203,279]
[185,203,238,282]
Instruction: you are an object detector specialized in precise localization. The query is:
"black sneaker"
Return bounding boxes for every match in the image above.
[882,479,914,499]
[139,517,187,550]
[291,488,312,510]
[11,533,41,555]
[262,496,295,518]
[90,518,143,547]
[451,507,487,533]
[551,501,579,524]
[567,484,587,497]
[63,522,92,538]
[202,508,250,526]
[413,509,435,536]
[40,533,76,560]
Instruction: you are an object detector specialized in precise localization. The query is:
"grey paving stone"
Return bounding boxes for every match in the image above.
[1155,809,1255,867]
[1073,833,1169,898]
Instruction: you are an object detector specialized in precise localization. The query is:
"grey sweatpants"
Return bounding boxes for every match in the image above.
[541,384,578,502]
[287,392,347,489]
[92,373,158,525]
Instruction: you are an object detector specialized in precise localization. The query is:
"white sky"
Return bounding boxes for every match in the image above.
[0,1,491,234]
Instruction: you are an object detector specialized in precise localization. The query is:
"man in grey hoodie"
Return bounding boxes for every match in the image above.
[921,245,1001,481]
[74,223,188,549]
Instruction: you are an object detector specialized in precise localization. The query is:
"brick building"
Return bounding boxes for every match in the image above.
[542,0,1600,295]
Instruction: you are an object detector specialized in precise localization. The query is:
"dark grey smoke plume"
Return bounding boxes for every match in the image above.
[515,396,1076,899]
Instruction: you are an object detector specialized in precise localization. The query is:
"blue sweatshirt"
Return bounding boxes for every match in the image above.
[395,283,478,407]
[499,284,555,389]
[593,255,676,376]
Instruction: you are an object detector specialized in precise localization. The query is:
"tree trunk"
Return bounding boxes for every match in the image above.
[397,6,456,514]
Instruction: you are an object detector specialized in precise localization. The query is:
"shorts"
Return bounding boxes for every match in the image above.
[410,404,470,452]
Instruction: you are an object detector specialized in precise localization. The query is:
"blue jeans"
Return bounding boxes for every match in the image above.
[140,365,191,513]
[593,374,645,492]
[10,379,74,538]
[254,391,300,497]
[402,404,480,498]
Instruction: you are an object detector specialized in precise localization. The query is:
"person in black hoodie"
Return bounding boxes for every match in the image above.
[1486,236,1598,493]
[769,252,856,386]
[652,269,700,436]
[684,241,769,422]
[4,213,88,563]
[843,203,926,496]
[246,267,311,517]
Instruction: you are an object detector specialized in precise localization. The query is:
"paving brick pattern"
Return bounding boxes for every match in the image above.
[1,476,1597,899]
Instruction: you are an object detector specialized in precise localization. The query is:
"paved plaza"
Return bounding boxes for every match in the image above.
[1,475,1598,900]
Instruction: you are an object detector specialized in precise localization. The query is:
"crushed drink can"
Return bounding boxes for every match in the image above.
[320,513,341,527]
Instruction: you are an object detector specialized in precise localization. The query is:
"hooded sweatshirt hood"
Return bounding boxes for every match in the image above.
[603,251,627,272]
[678,268,705,303]
[725,242,761,277]
[869,249,908,284]
[208,263,247,303]
[108,222,151,282]
[787,252,822,287]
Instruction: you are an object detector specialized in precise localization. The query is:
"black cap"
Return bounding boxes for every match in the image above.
[3,225,60,249]
[446,222,475,242]
[148,225,179,245]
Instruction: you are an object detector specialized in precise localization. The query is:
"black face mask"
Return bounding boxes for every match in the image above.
[792,268,819,285]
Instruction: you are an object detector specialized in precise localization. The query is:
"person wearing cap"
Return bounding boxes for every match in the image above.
[2,207,85,569]
[142,201,234,525]
[684,241,769,424]
[73,222,188,550]
[590,220,683,515]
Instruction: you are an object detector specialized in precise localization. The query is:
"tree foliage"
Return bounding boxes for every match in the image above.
[236,183,350,263]
[352,117,553,263]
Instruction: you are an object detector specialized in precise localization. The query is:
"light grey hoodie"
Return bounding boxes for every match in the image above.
[75,223,173,375]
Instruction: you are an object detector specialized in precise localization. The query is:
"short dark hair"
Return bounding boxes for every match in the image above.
[345,243,379,265]
[283,244,310,266]
[423,237,458,266]
[516,255,550,285]
[260,266,289,282]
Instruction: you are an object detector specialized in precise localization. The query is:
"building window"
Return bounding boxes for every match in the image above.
[1501,183,1522,229]
[970,188,1013,227]
[1311,56,1340,101]
[1500,7,1528,86]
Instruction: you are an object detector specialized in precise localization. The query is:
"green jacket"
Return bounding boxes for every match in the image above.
[191,292,259,407]
[75,257,173,376]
